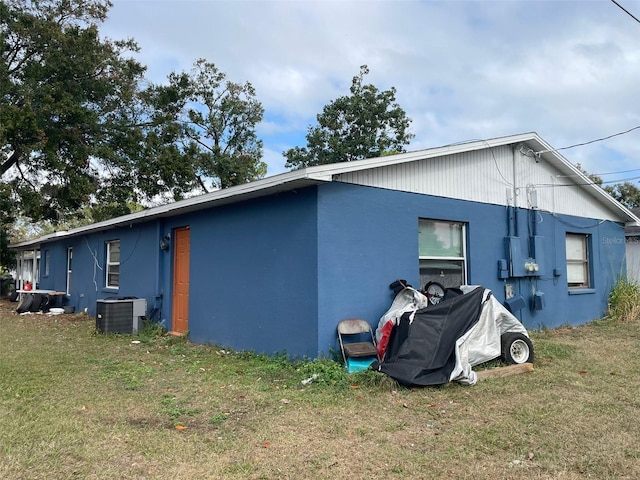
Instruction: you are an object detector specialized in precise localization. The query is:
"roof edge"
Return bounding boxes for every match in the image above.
[10,168,328,249]
[10,131,638,247]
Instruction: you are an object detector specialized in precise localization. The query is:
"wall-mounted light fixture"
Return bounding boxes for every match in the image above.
[160,233,171,251]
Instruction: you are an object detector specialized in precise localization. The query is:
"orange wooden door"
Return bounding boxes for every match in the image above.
[172,227,190,333]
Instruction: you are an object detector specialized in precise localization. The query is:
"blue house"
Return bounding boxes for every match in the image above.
[10,133,639,357]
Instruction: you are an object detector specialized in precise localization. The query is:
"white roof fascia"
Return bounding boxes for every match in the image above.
[304,132,539,178]
[10,132,638,248]
[10,169,330,249]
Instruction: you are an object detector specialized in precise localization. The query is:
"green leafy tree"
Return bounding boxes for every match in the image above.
[576,164,640,209]
[147,59,266,193]
[575,163,603,185]
[604,182,640,209]
[0,0,152,222]
[284,65,414,169]
[0,184,15,271]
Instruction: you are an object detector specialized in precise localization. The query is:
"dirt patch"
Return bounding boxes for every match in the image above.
[0,297,18,316]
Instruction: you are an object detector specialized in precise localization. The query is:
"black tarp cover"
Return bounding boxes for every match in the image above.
[374,286,486,387]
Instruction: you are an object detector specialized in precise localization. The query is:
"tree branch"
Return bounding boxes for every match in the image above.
[196,175,209,194]
[15,161,36,190]
[0,149,22,177]
[185,131,214,153]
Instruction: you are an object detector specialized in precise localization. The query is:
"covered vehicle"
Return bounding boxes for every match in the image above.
[373,284,533,387]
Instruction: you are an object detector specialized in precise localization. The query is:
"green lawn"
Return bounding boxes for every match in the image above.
[1,300,639,479]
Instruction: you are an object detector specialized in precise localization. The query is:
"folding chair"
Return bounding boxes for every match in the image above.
[337,318,380,373]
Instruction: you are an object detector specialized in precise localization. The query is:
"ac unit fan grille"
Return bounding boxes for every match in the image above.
[96,301,134,334]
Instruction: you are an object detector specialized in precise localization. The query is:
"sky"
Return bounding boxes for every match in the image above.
[101,0,640,185]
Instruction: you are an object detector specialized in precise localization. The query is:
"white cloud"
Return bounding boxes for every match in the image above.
[103,0,640,180]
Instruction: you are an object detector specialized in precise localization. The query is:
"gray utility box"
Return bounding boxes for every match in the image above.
[96,298,146,334]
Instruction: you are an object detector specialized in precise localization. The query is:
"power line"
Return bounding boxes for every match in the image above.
[534,125,640,155]
[593,168,640,176]
[532,0,640,161]
[535,175,640,188]
[611,0,640,24]
[557,167,640,178]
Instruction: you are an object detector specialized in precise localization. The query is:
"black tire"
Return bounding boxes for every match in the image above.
[40,295,51,312]
[16,294,34,314]
[29,293,45,312]
[423,281,446,305]
[8,290,18,302]
[501,332,534,364]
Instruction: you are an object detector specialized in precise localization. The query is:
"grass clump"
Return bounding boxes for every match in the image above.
[607,277,640,322]
[161,393,201,425]
[296,358,350,387]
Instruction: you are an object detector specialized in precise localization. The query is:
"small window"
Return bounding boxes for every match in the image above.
[106,240,120,288]
[419,219,467,288]
[66,247,73,295]
[566,234,590,289]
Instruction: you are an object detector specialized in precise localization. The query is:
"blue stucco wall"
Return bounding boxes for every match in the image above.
[39,222,162,314]
[315,182,626,355]
[175,189,319,357]
[38,242,67,291]
[35,181,626,358]
[39,190,321,357]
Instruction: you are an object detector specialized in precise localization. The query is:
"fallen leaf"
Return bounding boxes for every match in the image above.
[349,385,359,389]
[578,371,587,376]
[528,452,535,461]
[280,398,290,404]
[356,395,363,401]
[175,425,187,431]
[427,404,438,409]
[261,441,271,448]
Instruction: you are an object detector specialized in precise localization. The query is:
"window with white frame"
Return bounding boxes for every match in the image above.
[66,247,73,295]
[566,233,590,289]
[419,219,467,289]
[106,240,120,288]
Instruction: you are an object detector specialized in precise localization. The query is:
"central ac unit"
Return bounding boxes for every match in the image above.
[96,298,146,334]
